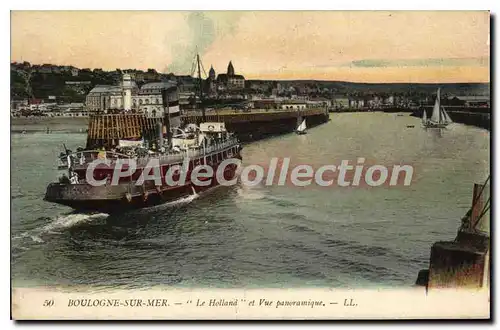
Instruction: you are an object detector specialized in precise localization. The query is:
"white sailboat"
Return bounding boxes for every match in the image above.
[423,88,453,128]
[296,118,307,135]
[442,107,453,124]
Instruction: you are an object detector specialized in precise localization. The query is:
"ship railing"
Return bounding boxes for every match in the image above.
[60,150,132,161]
[138,137,239,165]
[59,137,239,169]
[58,150,132,169]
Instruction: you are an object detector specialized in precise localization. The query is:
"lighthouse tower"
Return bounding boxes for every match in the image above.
[122,74,133,112]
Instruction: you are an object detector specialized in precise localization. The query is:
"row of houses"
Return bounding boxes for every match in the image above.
[11,62,80,76]
[11,100,88,117]
[11,62,166,86]
[331,94,491,110]
[246,98,331,111]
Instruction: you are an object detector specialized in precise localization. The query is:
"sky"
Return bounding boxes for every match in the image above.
[11,11,490,83]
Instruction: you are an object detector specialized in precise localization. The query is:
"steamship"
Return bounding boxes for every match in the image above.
[44,55,242,213]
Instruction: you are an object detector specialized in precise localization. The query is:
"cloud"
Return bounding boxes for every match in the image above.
[11,11,489,82]
[165,12,243,74]
[166,12,215,74]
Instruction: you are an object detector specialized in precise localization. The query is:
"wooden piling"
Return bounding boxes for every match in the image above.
[85,113,163,149]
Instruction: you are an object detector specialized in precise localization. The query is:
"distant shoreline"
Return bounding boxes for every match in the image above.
[11,116,88,133]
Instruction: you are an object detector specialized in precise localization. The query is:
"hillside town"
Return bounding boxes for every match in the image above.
[10,61,490,118]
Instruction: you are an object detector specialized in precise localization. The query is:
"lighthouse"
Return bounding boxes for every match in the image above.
[122,74,133,112]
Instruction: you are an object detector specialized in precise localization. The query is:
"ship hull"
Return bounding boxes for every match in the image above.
[45,180,218,214]
[45,153,241,214]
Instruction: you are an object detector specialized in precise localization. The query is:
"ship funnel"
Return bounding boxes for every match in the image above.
[162,86,176,147]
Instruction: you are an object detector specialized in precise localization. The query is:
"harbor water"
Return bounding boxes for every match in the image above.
[11,113,490,289]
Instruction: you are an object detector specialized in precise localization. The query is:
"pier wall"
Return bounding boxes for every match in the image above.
[446,110,491,130]
[411,107,491,130]
[331,106,491,131]
[182,108,329,142]
[330,106,491,130]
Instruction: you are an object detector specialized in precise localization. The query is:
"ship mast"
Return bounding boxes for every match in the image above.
[196,54,207,123]
[437,88,441,124]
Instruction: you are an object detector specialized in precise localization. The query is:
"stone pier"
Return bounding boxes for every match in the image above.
[417,181,490,289]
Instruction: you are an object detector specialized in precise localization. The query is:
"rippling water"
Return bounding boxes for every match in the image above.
[11,113,490,289]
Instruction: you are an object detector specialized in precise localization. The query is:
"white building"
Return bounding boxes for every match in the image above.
[306,99,331,108]
[85,75,180,121]
[134,81,180,123]
[30,102,58,112]
[280,102,307,110]
[86,85,127,112]
[349,98,365,109]
[332,96,349,109]
[455,95,491,107]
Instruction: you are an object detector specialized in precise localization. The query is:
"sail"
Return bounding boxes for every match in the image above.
[297,119,306,132]
[422,109,427,123]
[430,88,441,123]
[441,107,453,124]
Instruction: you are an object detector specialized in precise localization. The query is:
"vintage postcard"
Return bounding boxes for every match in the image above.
[10,10,490,320]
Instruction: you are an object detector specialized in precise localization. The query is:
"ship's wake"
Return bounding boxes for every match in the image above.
[236,185,266,200]
[145,188,199,212]
[13,212,109,244]
[160,192,199,208]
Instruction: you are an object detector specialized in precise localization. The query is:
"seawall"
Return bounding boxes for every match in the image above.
[181,108,330,142]
[412,107,491,130]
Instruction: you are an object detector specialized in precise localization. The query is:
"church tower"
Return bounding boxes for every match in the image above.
[209,65,216,80]
[227,61,235,76]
